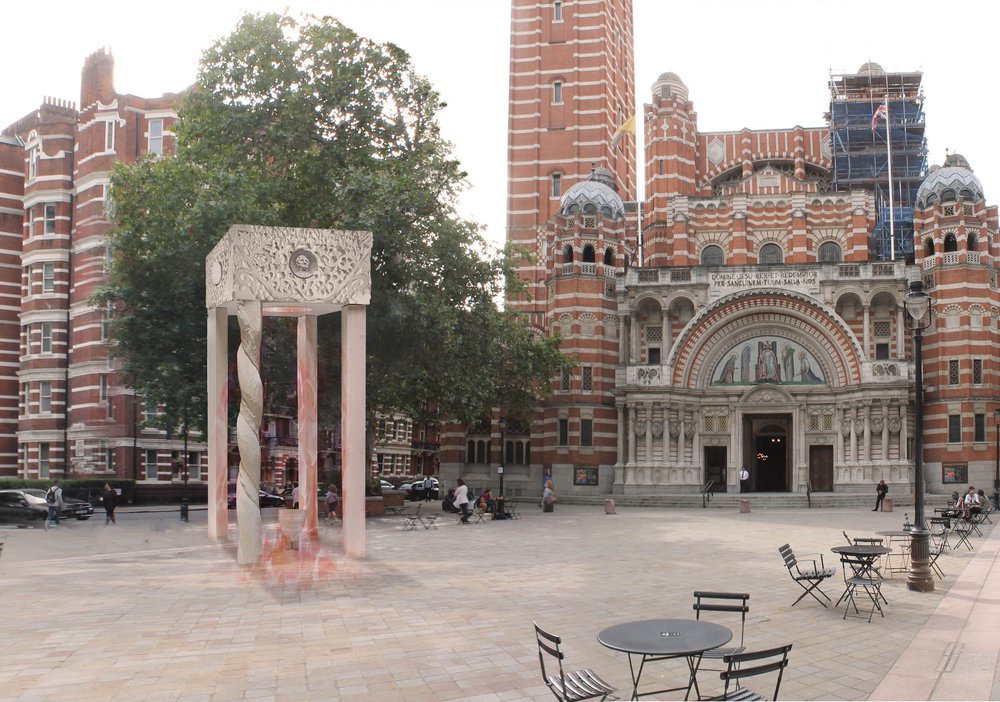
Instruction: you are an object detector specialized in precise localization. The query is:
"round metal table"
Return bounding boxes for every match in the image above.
[598,618,732,700]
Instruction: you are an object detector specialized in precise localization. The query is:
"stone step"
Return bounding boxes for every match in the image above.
[558,492,931,510]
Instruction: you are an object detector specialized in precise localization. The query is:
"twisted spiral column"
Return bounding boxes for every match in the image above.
[236,301,263,565]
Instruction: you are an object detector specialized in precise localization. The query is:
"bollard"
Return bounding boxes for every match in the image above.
[739,499,751,513]
[604,498,616,515]
[180,499,189,522]
[882,498,893,512]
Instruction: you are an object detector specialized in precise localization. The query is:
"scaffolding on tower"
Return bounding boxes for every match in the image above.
[827,64,927,261]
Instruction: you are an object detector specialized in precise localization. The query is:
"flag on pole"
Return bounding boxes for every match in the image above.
[611,114,636,150]
[871,102,888,132]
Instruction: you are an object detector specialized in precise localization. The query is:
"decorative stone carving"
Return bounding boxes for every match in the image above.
[683,419,694,435]
[840,422,852,437]
[206,225,372,312]
[669,422,681,438]
[651,420,663,438]
[888,418,902,434]
[870,417,883,433]
[634,420,647,436]
[853,420,865,436]
[236,301,263,565]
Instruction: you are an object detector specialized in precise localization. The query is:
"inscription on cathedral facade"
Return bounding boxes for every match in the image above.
[709,269,820,297]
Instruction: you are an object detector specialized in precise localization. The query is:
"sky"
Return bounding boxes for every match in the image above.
[3,0,996,253]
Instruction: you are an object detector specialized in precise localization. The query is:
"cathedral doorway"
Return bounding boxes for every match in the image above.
[743,415,791,491]
[703,446,727,492]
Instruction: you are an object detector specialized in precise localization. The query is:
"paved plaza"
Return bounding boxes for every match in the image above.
[1,502,998,701]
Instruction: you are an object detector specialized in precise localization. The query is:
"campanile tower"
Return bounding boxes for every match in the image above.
[505,0,635,321]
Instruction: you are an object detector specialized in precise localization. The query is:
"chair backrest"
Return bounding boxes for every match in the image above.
[693,591,749,647]
[534,622,567,691]
[778,544,797,572]
[838,553,873,581]
[721,643,792,700]
[842,530,853,545]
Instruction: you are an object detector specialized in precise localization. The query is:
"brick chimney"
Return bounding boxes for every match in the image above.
[80,48,115,109]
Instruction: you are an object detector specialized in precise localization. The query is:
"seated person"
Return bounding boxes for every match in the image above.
[965,486,981,515]
[978,489,992,513]
[946,491,964,517]
[442,488,458,512]
[478,488,496,513]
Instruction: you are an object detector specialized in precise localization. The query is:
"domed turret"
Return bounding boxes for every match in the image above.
[559,168,625,219]
[651,71,689,101]
[858,61,884,77]
[916,153,984,208]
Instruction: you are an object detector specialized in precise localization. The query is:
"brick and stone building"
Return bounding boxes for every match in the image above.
[0,49,203,485]
[439,0,1000,501]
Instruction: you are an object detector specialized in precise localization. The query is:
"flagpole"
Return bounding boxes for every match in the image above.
[884,101,896,261]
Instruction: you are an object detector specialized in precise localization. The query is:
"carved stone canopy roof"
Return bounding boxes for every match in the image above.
[206,225,372,315]
[559,169,625,219]
[916,154,984,208]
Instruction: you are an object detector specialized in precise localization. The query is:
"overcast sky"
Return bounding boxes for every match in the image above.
[4,0,995,252]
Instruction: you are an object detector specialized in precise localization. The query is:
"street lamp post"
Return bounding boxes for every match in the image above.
[904,278,933,593]
[498,416,507,501]
[994,409,1000,509]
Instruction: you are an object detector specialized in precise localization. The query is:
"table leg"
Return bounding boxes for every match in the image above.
[627,653,643,701]
[684,653,705,701]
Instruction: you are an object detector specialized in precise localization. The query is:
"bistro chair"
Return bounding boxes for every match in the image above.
[778,544,835,608]
[709,644,792,701]
[533,622,616,702]
[693,592,751,699]
[928,532,947,580]
[838,554,884,622]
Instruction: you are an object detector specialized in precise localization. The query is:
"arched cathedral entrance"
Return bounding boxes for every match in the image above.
[743,415,791,491]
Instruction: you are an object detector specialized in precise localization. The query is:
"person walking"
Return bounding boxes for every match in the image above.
[291,482,300,509]
[422,476,434,502]
[873,480,888,511]
[454,478,471,524]
[44,479,63,530]
[102,482,118,524]
[739,467,750,493]
[324,485,340,523]
[541,479,556,513]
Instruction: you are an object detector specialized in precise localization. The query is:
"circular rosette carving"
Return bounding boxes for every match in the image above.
[853,420,865,436]
[888,418,902,434]
[651,420,663,438]
[289,248,318,278]
[870,417,884,433]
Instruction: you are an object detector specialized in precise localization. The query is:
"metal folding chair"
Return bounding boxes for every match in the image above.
[709,644,792,701]
[534,622,616,702]
[778,544,835,608]
[839,554,884,622]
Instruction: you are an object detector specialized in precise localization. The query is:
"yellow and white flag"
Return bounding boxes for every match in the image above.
[610,114,635,151]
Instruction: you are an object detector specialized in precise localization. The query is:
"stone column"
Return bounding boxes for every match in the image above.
[880,399,890,463]
[207,306,229,542]
[644,402,653,467]
[628,404,637,465]
[900,401,909,460]
[342,305,367,558]
[235,301,263,565]
[662,405,671,466]
[619,314,629,363]
[896,304,905,359]
[632,314,641,363]
[615,402,626,468]
[849,406,858,464]
[863,402,872,464]
[297,315,319,540]
[679,411,688,466]
[863,304,871,358]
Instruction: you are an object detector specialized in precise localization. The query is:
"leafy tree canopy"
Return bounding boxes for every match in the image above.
[101,12,570,434]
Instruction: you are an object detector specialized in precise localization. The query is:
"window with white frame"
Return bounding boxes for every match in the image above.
[580,418,593,447]
[147,118,163,156]
[42,262,55,292]
[99,375,108,402]
[975,413,986,442]
[39,443,50,478]
[145,449,158,480]
[44,204,56,234]
[144,400,157,424]
[948,414,961,443]
[188,451,201,481]
[39,381,52,413]
[105,120,115,151]
[558,418,569,446]
[28,146,38,180]
[40,322,52,353]
[553,0,562,21]
[552,80,563,104]
[106,447,115,472]
[551,172,562,198]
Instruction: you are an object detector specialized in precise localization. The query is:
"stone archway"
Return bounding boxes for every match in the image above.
[206,225,372,563]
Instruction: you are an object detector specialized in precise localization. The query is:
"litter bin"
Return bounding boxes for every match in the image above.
[882,498,893,512]
[604,498,616,515]
[739,499,751,513]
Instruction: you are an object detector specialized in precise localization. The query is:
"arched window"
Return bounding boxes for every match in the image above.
[941,188,957,202]
[563,244,573,263]
[604,247,614,265]
[925,238,935,256]
[759,243,783,265]
[552,80,563,104]
[944,233,958,252]
[700,245,724,267]
[818,242,843,264]
[551,172,562,198]
[582,245,596,263]
[967,232,978,251]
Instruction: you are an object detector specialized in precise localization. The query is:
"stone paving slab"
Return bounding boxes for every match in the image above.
[0,503,994,701]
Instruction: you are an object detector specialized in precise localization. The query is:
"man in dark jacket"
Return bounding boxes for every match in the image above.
[102,483,118,525]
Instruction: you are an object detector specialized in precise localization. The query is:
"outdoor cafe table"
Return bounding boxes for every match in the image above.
[876,530,913,577]
[597,618,732,700]
[830,544,891,605]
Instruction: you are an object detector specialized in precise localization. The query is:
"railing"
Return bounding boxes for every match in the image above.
[701,480,715,509]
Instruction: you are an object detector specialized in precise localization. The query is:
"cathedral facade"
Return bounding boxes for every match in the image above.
[439,0,1000,500]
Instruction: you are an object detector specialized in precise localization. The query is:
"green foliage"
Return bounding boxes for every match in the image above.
[101,12,569,434]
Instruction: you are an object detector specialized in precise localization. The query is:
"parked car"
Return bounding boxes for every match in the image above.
[380,480,396,493]
[0,488,94,525]
[406,477,440,501]
[227,485,285,509]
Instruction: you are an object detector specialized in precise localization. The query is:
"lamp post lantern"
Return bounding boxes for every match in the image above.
[994,409,1000,509]
[904,278,933,593]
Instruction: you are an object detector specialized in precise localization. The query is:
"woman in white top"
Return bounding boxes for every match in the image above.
[454,479,471,524]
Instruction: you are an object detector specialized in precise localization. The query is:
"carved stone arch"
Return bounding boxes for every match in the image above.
[667,290,864,389]
[740,384,795,406]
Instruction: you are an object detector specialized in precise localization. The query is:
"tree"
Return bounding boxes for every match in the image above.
[102,12,570,437]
